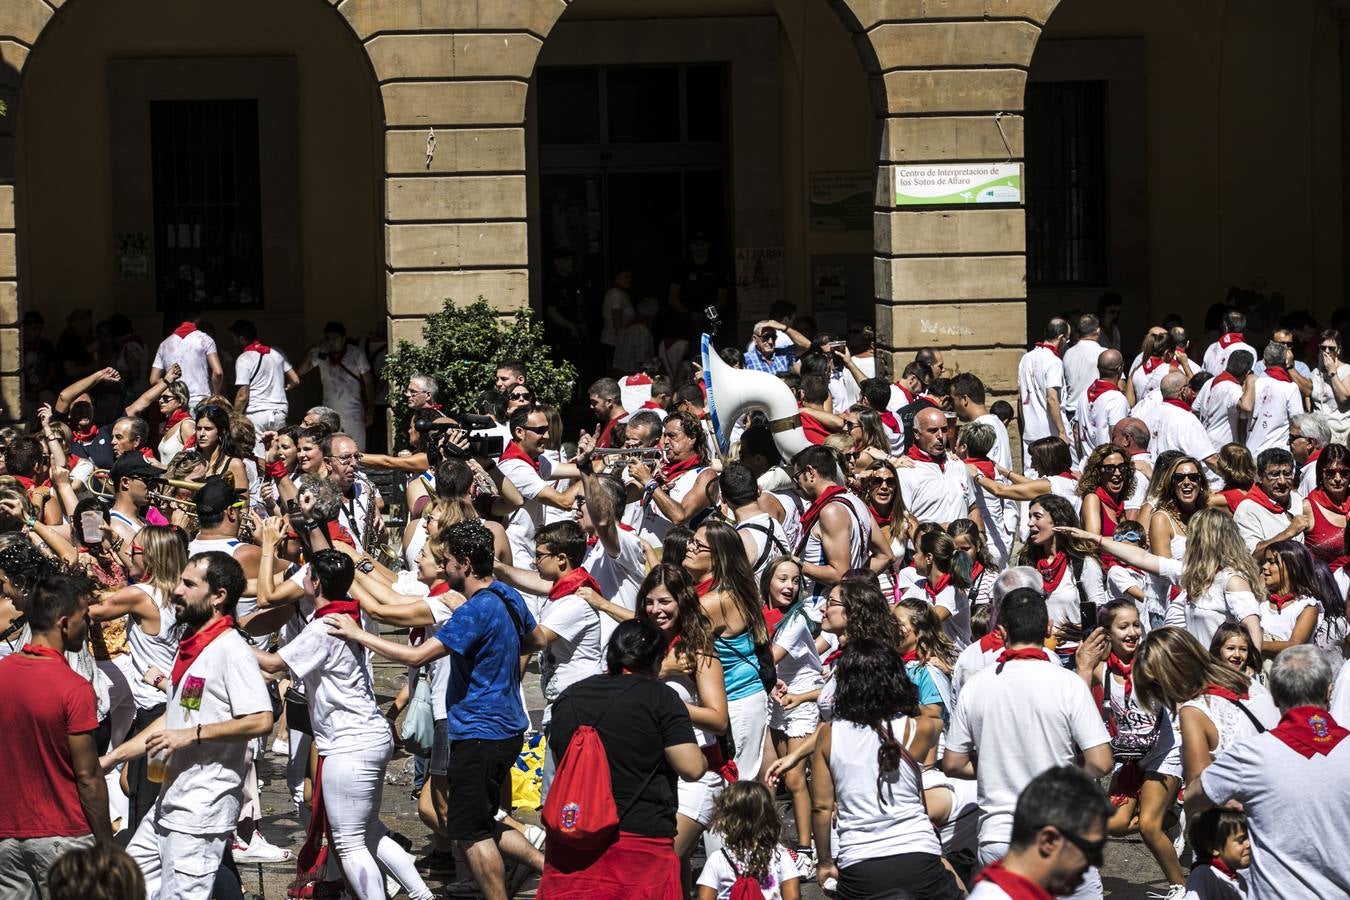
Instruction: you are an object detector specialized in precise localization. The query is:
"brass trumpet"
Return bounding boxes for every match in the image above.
[590,447,665,460]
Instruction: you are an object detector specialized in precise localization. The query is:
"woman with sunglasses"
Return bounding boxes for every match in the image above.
[504,385,534,416]
[87,524,188,830]
[1312,329,1350,445]
[859,461,914,600]
[683,518,771,781]
[1144,454,1210,626]
[1077,444,1135,541]
[1303,443,1350,571]
[843,405,891,470]
[194,403,248,489]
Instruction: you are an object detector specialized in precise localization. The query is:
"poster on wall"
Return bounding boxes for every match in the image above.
[893,163,1021,206]
[809,171,873,231]
[812,264,849,336]
[735,246,783,323]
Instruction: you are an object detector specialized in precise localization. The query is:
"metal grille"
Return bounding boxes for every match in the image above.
[150,99,264,309]
[1025,80,1109,286]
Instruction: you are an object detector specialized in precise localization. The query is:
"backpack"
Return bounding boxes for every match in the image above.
[724,849,766,900]
[542,681,660,849]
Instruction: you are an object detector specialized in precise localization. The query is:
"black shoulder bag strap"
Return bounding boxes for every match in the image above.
[738,521,787,571]
[481,583,527,683]
[1226,697,1269,734]
[1070,554,1090,609]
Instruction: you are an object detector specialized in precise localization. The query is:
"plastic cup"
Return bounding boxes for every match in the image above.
[146,749,168,784]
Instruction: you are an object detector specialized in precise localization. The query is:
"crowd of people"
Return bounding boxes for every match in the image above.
[2,297,1350,900]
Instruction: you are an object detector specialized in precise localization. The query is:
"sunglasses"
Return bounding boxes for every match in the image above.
[1171,472,1202,484]
[1101,463,1129,474]
[510,392,534,401]
[521,425,550,435]
[158,394,175,403]
[688,539,711,553]
[1054,827,1107,868]
[1324,468,1350,479]
[871,477,897,487]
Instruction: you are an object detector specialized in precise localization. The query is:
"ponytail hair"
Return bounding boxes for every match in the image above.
[918,530,970,591]
[874,719,903,781]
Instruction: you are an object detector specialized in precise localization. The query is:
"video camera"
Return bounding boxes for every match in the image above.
[415,416,505,465]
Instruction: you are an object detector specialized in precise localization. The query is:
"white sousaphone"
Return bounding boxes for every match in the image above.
[701,332,812,461]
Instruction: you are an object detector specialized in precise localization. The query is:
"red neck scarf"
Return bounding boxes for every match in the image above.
[1141,356,1166,374]
[72,423,99,442]
[1264,366,1293,383]
[1218,332,1245,349]
[640,400,664,410]
[867,501,893,526]
[978,629,1006,654]
[799,410,831,445]
[659,453,702,482]
[1086,379,1121,403]
[585,521,634,548]
[172,321,197,338]
[878,410,901,434]
[499,440,540,474]
[1195,857,1240,880]
[974,859,1053,900]
[1057,470,1079,481]
[1310,487,1350,516]
[1245,483,1289,514]
[894,383,914,405]
[1095,487,1124,519]
[799,484,848,536]
[1163,397,1193,413]
[1212,371,1239,388]
[924,572,952,603]
[13,474,36,492]
[317,598,361,622]
[694,577,716,597]
[1036,552,1069,593]
[997,647,1049,672]
[1220,487,1247,512]
[428,581,451,598]
[968,457,995,479]
[906,444,946,471]
[1268,592,1297,613]
[1035,341,1061,359]
[823,648,844,668]
[1202,683,1249,702]
[265,459,289,479]
[326,521,356,547]
[1106,652,1133,698]
[596,415,621,449]
[763,606,784,632]
[243,340,271,356]
[172,615,234,687]
[901,649,919,663]
[971,560,985,584]
[20,643,66,662]
[548,567,602,602]
[1270,705,1350,758]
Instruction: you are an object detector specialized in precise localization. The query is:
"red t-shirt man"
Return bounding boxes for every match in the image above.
[0,650,100,839]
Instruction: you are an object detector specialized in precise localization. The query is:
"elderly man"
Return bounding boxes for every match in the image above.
[899,407,982,528]
[742,318,809,375]
[324,432,384,554]
[1195,349,1253,449]
[1202,308,1257,377]
[1234,448,1308,554]
[951,567,1047,697]
[303,406,342,435]
[1149,371,1220,481]
[1190,646,1350,900]
[1074,348,1128,458]
[1111,417,1153,515]
[403,373,440,413]
[1288,412,1330,497]
[1241,341,1306,455]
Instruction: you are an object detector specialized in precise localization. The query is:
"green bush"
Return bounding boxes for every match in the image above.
[382,298,577,445]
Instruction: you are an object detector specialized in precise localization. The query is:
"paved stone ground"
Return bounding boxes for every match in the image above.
[237,656,1171,900]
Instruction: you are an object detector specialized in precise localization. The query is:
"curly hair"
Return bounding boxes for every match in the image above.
[709,781,781,882]
[838,579,905,648]
[663,410,711,465]
[1076,443,1136,501]
[638,563,714,668]
[895,597,957,673]
[833,639,921,785]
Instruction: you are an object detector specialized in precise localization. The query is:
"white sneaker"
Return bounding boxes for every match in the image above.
[1146,886,1186,900]
[822,875,838,894]
[233,831,292,863]
[788,846,816,880]
[524,824,546,851]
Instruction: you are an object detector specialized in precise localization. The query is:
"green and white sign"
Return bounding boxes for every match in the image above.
[893,163,1021,206]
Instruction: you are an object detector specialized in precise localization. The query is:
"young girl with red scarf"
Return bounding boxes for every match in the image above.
[1076,600,1185,893]
[903,529,972,648]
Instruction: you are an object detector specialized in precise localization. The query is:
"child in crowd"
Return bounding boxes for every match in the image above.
[1185,809,1250,899]
[696,782,802,900]
[1104,520,1153,627]
[1208,622,1264,683]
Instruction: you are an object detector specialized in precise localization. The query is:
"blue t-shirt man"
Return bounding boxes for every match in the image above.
[434,580,537,742]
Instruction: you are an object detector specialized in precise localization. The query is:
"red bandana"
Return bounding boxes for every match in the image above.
[799,484,848,536]
[799,410,831,445]
[823,648,844,668]
[326,521,356,547]
[978,630,1006,654]
[499,440,540,474]
[1141,356,1166,374]
[1310,488,1350,517]
[997,647,1049,672]
[1269,705,1350,758]
[901,649,919,663]
[243,340,271,356]
[1218,332,1245,349]
[905,444,946,471]
[971,561,984,584]
[1057,470,1079,481]
[974,859,1053,900]
[867,502,893,527]
[428,581,451,598]
[968,457,996,479]
[1095,487,1124,519]
[923,572,952,604]
[1202,683,1249,702]
[265,459,289,479]
[172,615,234,687]
[172,321,197,338]
[1195,858,1239,880]
[1267,592,1297,613]
[1035,341,1062,359]
[72,424,99,443]
[596,416,621,449]
[879,410,901,435]
[1036,552,1069,593]
[658,453,702,483]
[694,577,716,597]
[548,567,603,602]
[1107,652,1133,698]
[1244,484,1288,515]
[1220,488,1247,512]
[1264,366,1293,383]
[318,598,362,622]
[1086,379,1121,403]
[21,644,66,663]
[1163,397,1193,413]
[1211,371,1239,388]
[13,474,37,492]
[640,400,664,410]
[763,606,784,632]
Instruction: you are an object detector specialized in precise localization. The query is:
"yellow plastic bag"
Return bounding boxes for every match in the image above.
[511,732,547,810]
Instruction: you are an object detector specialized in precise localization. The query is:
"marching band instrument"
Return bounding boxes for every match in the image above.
[590,447,665,459]
[701,332,812,460]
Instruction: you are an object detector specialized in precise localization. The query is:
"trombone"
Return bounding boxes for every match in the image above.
[88,468,204,519]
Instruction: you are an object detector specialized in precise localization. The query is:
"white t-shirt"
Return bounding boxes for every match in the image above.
[234,347,292,415]
[279,613,391,755]
[156,628,272,834]
[974,413,1014,472]
[308,344,371,414]
[951,638,1054,699]
[1077,385,1129,454]
[499,452,557,571]
[1061,338,1103,414]
[1124,454,1152,512]
[1311,364,1350,430]
[1245,376,1303,455]
[1201,725,1350,900]
[422,592,454,723]
[152,329,219,406]
[947,655,1109,846]
[581,528,645,653]
[1150,402,1216,463]
[772,613,823,695]
[897,457,971,525]
[1233,492,1305,552]
[1017,346,1066,444]
[1203,338,1257,377]
[1259,595,1321,643]
[1158,560,1262,650]
[902,579,971,649]
[696,845,800,900]
[1193,375,1244,449]
[538,594,604,719]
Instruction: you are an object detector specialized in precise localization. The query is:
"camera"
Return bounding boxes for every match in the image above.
[419,419,505,466]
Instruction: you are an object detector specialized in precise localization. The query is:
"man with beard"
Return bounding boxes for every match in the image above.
[120,552,273,900]
[1234,448,1310,554]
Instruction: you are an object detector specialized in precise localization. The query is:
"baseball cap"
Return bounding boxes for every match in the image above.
[195,477,244,518]
[109,453,160,483]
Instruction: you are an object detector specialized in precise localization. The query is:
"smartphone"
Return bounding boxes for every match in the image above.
[286,499,300,515]
[1079,599,1099,633]
[80,510,104,545]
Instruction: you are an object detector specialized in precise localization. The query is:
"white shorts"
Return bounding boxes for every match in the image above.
[769,698,820,739]
[677,769,723,827]
[1139,713,1183,779]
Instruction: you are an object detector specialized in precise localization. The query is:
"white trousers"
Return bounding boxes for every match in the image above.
[126,816,229,900]
[321,742,433,900]
[727,691,770,781]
